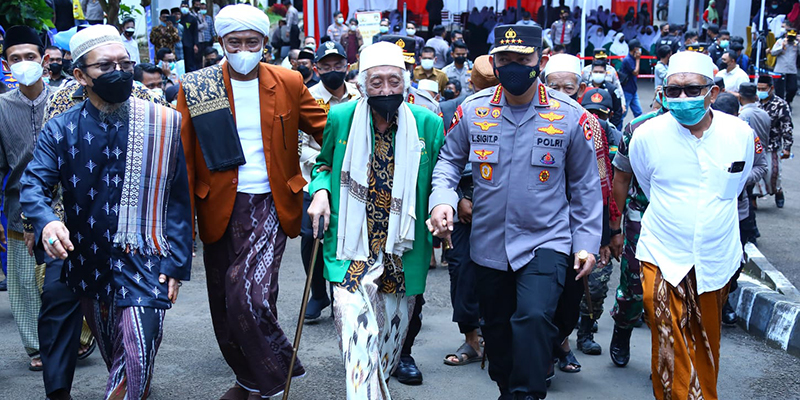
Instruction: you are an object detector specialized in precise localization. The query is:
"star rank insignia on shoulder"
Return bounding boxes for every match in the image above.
[490,86,504,105]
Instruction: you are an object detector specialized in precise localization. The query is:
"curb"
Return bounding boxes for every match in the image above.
[730,243,800,358]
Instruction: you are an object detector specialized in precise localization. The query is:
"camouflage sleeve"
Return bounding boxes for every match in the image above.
[611,122,633,173]
[780,102,794,151]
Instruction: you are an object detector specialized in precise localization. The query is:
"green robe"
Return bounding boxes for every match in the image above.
[309,100,445,296]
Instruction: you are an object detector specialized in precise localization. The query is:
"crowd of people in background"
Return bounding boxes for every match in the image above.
[0,0,796,399]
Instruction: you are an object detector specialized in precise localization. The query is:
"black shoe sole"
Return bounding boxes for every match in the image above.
[395,376,423,386]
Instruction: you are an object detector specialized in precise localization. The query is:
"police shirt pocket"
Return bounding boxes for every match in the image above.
[718,168,743,200]
[469,143,499,185]
[528,146,565,190]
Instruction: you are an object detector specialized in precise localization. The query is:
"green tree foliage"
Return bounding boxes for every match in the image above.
[0,0,55,31]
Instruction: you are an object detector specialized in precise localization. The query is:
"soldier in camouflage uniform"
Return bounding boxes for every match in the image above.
[429,24,602,400]
[608,94,665,367]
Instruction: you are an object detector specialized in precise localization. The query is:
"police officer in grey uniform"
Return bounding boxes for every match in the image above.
[428,24,602,400]
[380,35,443,116]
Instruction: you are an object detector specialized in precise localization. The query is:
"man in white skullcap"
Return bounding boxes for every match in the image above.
[542,52,622,373]
[307,41,444,400]
[176,3,328,399]
[21,24,192,400]
[629,50,755,400]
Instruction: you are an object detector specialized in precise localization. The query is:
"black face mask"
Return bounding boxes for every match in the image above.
[442,89,455,100]
[89,70,134,104]
[368,93,405,122]
[454,56,467,65]
[320,70,346,90]
[494,62,539,96]
[205,57,218,66]
[49,63,63,77]
[62,59,72,75]
[297,65,312,79]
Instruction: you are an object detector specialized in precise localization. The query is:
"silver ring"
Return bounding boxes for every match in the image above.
[47,237,59,245]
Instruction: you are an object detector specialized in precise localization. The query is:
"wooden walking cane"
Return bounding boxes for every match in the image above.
[282,216,325,400]
[577,250,593,320]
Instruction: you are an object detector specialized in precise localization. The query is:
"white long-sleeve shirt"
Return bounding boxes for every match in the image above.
[629,110,754,294]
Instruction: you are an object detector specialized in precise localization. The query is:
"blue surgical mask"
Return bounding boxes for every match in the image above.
[379,26,389,33]
[180,7,190,14]
[757,90,770,100]
[720,40,729,48]
[664,92,710,126]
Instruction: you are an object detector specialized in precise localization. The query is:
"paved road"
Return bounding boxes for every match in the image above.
[1,239,800,399]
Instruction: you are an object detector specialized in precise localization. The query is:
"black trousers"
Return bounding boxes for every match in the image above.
[446,222,480,333]
[300,192,328,301]
[775,73,798,104]
[39,258,83,396]
[554,262,581,345]
[476,249,567,398]
[401,294,424,358]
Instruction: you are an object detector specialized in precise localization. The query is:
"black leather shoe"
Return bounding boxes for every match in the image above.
[776,191,785,208]
[610,326,633,367]
[513,393,540,400]
[0,278,6,291]
[393,356,423,385]
[304,296,331,320]
[722,300,738,326]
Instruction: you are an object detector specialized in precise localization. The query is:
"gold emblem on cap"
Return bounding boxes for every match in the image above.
[505,28,517,39]
[396,38,406,48]
[500,28,524,45]
[326,41,336,49]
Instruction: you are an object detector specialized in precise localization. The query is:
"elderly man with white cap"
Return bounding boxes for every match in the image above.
[21,24,192,400]
[176,3,327,399]
[629,51,755,400]
[307,41,444,400]
[542,53,621,374]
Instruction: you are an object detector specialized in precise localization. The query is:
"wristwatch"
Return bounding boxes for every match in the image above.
[610,228,622,236]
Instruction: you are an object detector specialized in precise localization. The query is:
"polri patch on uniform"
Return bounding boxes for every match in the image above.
[475,107,490,118]
[539,111,565,122]
[448,105,464,132]
[408,93,416,104]
[491,107,501,118]
[480,163,493,180]
[539,170,550,182]
[755,136,764,154]
[584,123,593,140]
[473,149,495,161]
[537,124,564,135]
[474,121,499,131]
[541,152,555,165]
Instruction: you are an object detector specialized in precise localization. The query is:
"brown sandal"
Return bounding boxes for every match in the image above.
[219,385,249,400]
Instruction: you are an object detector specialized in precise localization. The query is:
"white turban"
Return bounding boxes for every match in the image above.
[667,51,715,81]
[69,25,123,61]
[544,53,582,79]
[215,4,271,38]
[359,42,405,73]
[418,79,439,93]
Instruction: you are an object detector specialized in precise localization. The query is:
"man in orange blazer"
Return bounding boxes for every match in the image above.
[175,4,326,400]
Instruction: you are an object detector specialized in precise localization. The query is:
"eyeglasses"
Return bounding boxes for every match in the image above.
[317,63,348,74]
[663,84,712,98]
[83,60,136,74]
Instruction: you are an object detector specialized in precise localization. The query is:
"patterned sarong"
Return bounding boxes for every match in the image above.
[7,234,44,357]
[115,98,181,256]
[642,262,727,400]
[81,298,165,400]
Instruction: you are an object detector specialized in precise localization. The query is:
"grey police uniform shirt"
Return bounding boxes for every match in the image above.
[430,83,603,271]
[738,103,770,220]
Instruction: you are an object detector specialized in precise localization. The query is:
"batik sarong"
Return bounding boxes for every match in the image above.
[641,262,727,400]
[7,233,44,357]
[203,193,302,398]
[334,269,414,400]
[81,298,165,400]
[754,150,782,196]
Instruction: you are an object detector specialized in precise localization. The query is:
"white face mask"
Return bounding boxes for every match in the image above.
[225,50,262,75]
[349,25,358,31]
[407,28,416,35]
[591,72,605,84]
[421,59,434,70]
[10,60,44,86]
[337,17,344,24]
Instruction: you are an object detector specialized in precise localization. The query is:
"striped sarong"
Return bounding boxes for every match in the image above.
[7,234,44,357]
[115,98,181,256]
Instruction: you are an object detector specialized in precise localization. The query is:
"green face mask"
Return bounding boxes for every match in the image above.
[664,92,710,126]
